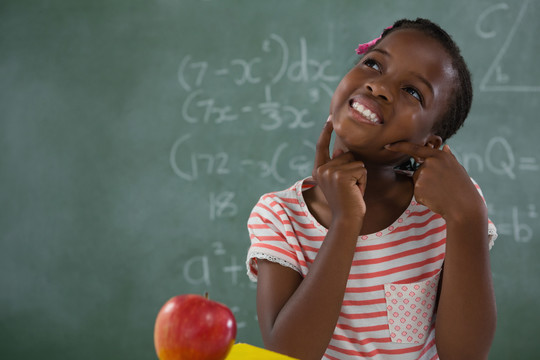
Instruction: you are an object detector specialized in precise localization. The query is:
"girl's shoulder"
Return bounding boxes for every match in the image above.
[256,177,315,205]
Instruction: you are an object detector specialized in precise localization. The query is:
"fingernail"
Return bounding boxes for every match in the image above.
[384,144,392,149]
[326,115,332,123]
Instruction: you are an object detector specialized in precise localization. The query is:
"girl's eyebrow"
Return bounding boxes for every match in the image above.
[366,48,391,57]
[410,71,434,96]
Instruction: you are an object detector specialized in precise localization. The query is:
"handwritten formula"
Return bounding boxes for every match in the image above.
[476,0,540,92]
[178,34,338,130]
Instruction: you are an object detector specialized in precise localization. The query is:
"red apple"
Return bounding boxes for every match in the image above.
[154,293,237,360]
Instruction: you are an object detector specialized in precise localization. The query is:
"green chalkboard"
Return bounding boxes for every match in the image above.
[1,0,539,358]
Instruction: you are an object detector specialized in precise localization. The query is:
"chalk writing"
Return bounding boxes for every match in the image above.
[261,34,288,84]
[259,85,312,131]
[180,86,316,130]
[177,33,339,130]
[170,134,231,181]
[477,0,540,92]
[209,192,238,221]
[490,204,537,243]
[240,143,289,183]
[212,242,226,256]
[178,56,207,91]
[453,136,538,179]
[230,306,247,329]
[289,140,316,179]
[182,255,248,287]
[178,34,339,90]
[182,90,239,125]
[171,135,313,184]
[183,256,211,286]
[230,58,262,85]
[181,252,256,330]
[222,256,244,286]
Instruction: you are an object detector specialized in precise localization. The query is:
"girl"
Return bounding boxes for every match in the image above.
[247,19,497,360]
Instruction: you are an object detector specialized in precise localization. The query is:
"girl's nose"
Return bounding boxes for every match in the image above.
[366,79,393,102]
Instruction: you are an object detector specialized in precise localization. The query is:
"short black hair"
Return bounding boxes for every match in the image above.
[377,18,473,142]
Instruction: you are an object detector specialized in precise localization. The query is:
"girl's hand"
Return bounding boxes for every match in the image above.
[312,117,367,227]
[385,142,486,222]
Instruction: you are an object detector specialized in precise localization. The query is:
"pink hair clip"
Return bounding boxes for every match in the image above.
[355,26,393,55]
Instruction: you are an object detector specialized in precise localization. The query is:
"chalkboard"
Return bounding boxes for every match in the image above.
[1,0,539,358]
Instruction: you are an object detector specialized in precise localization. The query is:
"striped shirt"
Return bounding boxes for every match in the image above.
[246,177,497,360]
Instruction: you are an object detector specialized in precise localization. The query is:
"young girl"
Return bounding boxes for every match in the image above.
[246,19,497,360]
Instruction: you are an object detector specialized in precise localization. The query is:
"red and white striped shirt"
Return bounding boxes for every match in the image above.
[246,177,497,360]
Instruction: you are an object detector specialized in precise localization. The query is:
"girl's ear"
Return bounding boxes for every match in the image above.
[425,134,443,150]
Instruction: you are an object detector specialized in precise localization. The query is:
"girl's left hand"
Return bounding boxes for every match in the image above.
[385,142,486,222]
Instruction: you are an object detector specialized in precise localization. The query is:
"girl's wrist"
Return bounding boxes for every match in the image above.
[441,188,487,223]
[442,202,487,230]
[330,215,364,238]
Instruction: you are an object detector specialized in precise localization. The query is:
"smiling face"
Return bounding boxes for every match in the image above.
[330,29,457,165]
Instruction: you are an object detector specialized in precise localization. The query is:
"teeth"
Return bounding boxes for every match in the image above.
[352,102,379,123]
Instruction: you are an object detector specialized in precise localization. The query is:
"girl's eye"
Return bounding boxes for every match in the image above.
[404,86,423,103]
[363,58,381,72]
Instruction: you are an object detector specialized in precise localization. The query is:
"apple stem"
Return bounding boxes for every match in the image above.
[204,292,209,299]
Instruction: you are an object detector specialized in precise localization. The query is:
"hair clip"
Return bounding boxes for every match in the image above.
[355,26,393,55]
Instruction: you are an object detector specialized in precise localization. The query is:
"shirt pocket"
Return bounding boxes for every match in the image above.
[384,272,441,344]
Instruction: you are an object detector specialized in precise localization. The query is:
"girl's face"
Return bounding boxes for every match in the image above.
[330,29,457,165]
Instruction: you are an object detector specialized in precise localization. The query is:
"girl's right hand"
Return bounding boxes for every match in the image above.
[312,116,367,230]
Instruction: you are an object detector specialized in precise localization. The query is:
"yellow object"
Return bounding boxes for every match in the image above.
[226,343,298,359]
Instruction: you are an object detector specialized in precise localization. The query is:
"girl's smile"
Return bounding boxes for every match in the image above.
[349,97,383,125]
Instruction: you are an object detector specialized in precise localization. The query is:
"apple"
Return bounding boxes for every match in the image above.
[154,293,237,360]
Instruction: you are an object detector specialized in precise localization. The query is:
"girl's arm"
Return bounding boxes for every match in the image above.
[256,219,359,359]
[256,119,367,359]
[435,203,496,360]
[386,142,496,360]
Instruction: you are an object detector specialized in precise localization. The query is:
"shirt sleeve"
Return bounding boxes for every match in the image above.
[246,194,302,282]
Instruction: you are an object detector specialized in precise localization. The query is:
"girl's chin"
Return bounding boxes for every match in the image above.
[332,117,379,147]
[334,133,385,155]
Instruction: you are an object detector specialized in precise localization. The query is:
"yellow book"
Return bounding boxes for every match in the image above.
[226,343,298,359]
